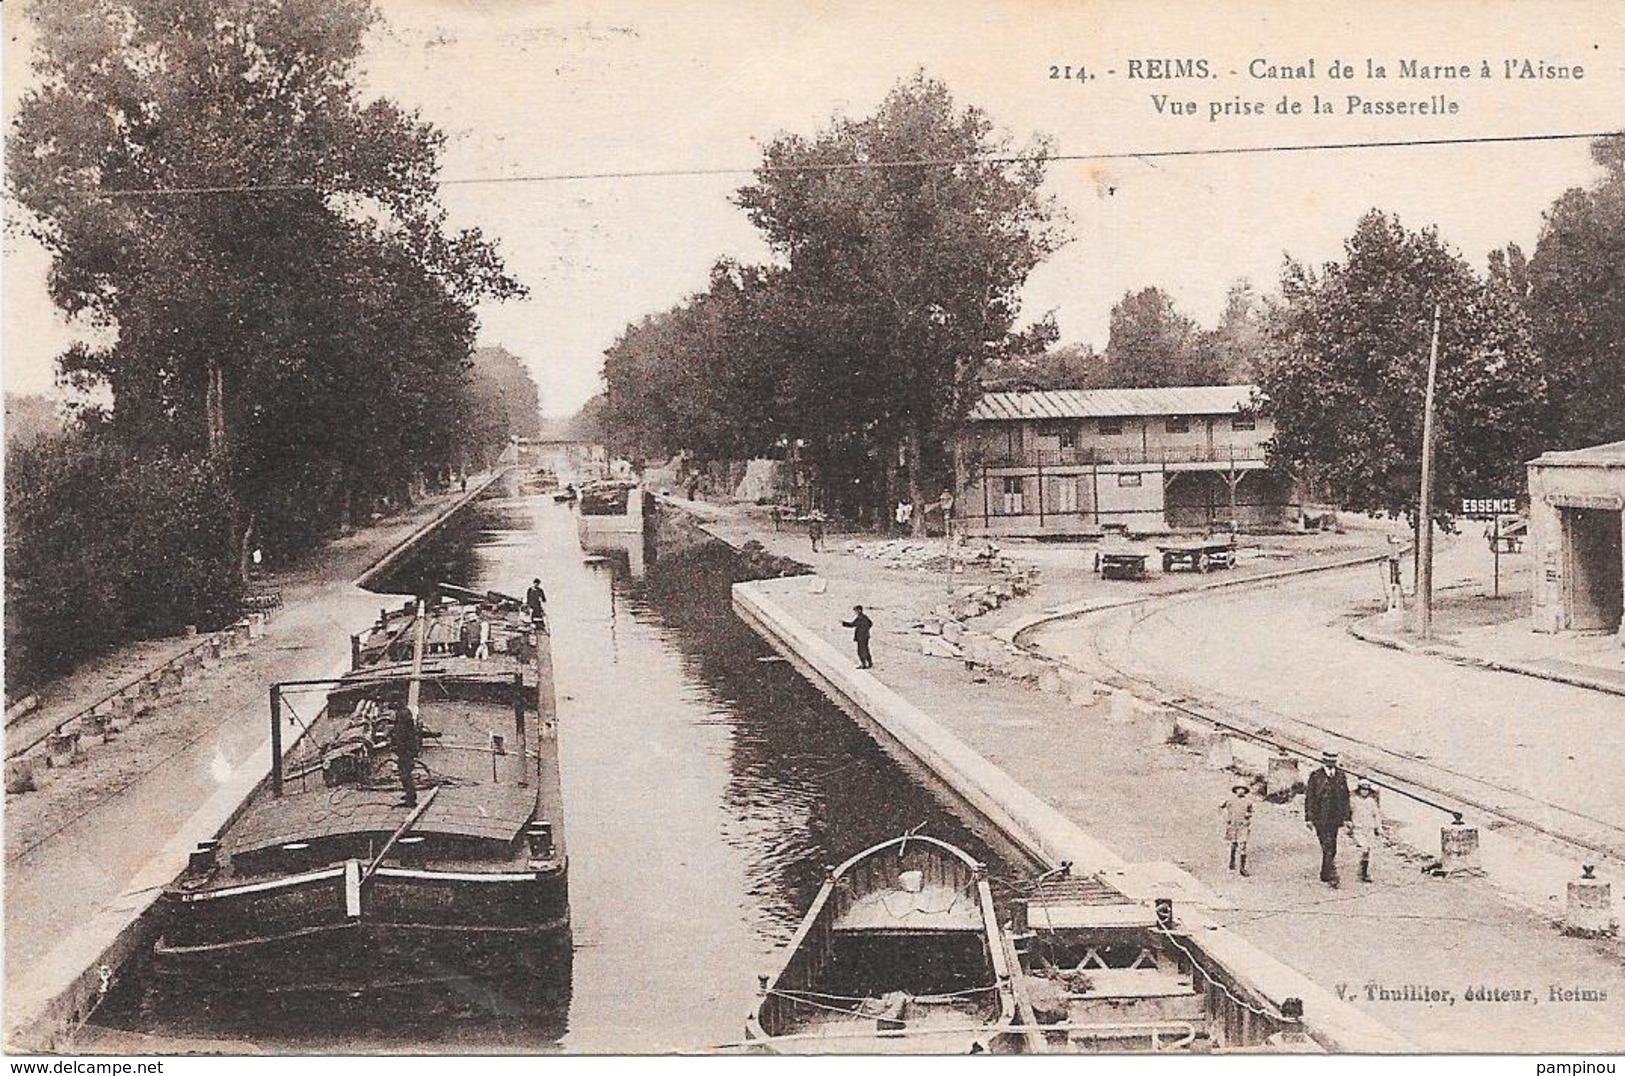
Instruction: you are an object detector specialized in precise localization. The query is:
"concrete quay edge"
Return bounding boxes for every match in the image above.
[1347,615,1625,699]
[732,577,1415,1053]
[353,469,507,591]
[6,478,503,1052]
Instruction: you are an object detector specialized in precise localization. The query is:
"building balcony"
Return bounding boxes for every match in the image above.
[975,443,1270,468]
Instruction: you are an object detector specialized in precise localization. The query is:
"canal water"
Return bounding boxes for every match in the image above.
[96,491,1025,1053]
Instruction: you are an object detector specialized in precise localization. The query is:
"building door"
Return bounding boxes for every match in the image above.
[1562,508,1623,632]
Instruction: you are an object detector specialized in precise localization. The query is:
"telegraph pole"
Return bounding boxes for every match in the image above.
[1416,304,1442,640]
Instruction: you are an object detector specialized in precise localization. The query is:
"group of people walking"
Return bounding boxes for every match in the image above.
[1222,750,1383,886]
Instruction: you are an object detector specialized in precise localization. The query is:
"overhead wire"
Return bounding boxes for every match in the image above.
[83,130,1621,199]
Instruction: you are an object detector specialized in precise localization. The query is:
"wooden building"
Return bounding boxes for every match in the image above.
[955,385,1296,537]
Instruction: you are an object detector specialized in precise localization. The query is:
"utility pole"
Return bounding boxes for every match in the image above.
[1416,303,1442,641]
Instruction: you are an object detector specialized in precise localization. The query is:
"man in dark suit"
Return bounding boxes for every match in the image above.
[1304,749,1352,886]
[842,605,874,669]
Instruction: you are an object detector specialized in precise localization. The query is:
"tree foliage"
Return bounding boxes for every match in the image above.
[5,421,241,691]
[1259,210,1548,523]
[1525,135,1625,449]
[1101,287,1230,387]
[8,0,523,560]
[733,73,1064,525]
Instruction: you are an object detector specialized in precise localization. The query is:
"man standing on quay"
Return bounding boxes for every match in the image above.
[842,605,874,669]
[1304,750,1352,887]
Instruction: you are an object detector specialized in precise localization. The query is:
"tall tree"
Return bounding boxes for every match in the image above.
[1201,279,1267,384]
[737,73,1064,531]
[1102,287,1227,387]
[1258,210,1548,524]
[8,0,521,560]
[1525,135,1625,449]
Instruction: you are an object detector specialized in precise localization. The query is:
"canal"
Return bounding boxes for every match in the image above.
[96,490,1026,1053]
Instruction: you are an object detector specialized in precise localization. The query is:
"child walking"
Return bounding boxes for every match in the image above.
[1223,782,1254,876]
[1348,779,1383,882]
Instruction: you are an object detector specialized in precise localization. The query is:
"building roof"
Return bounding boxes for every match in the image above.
[1529,439,1625,469]
[967,385,1260,422]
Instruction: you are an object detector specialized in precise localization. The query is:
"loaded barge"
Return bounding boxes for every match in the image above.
[149,585,569,1000]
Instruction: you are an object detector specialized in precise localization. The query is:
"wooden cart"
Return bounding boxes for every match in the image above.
[1157,538,1236,574]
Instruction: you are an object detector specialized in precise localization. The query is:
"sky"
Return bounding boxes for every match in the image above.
[4,0,1623,417]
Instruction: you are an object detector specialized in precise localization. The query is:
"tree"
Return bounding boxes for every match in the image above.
[1525,135,1625,449]
[1102,287,1227,387]
[8,0,522,562]
[1258,210,1548,525]
[1201,279,1267,384]
[982,341,1106,390]
[736,73,1065,531]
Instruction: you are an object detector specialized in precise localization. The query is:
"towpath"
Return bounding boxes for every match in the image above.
[4,475,500,1048]
[684,497,1625,1052]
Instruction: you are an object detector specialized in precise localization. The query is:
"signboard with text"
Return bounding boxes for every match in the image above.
[1460,497,1518,519]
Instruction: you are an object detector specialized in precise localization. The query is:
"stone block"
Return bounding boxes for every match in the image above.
[920,635,963,660]
[1439,821,1483,876]
[45,731,82,768]
[1563,870,1616,938]
[1265,753,1301,801]
[1204,735,1235,770]
[941,619,964,643]
[6,757,37,794]
[1036,667,1065,695]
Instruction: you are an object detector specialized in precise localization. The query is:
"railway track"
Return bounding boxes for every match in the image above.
[1034,581,1625,868]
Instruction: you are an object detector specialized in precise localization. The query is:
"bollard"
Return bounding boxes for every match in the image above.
[1563,866,1616,938]
[1439,819,1483,876]
[5,757,37,794]
[247,611,266,639]
[158,665,185,695]
[1205,735,1235,771]
[185,624,199,637]
[45,731,82,768]
[82,711,114,743]
[139,677,161,701]
[1265,752,1300,802]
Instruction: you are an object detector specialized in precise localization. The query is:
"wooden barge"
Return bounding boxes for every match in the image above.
[149,586,569,1000]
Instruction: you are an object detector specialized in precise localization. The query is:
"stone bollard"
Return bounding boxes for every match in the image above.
[247,611,266,639]
[1205,735,1235,771]
[113,693,138,726]
[139,677,161,702]
[1563,866,1616,938]
[82,711,115,743]
[1439,819,1483,876]
[1265,751,1300,801]
[5,757,37,794]
[158,665,185,695]
[45,730,82,768]
[185,623,199,637]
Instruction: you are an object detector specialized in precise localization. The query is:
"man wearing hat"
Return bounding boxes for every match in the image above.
[1303,750,1352,886]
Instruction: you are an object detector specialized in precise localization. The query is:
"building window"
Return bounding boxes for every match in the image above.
[1058,425,1077,449]
[1231,413,1257,431]
[1118,472,1142,488]
[1098,418,1124,435]
[1166,415,1191,434]
[1000,476,1025,515]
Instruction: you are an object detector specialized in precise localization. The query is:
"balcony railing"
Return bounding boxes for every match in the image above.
[978,443,1270,468]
